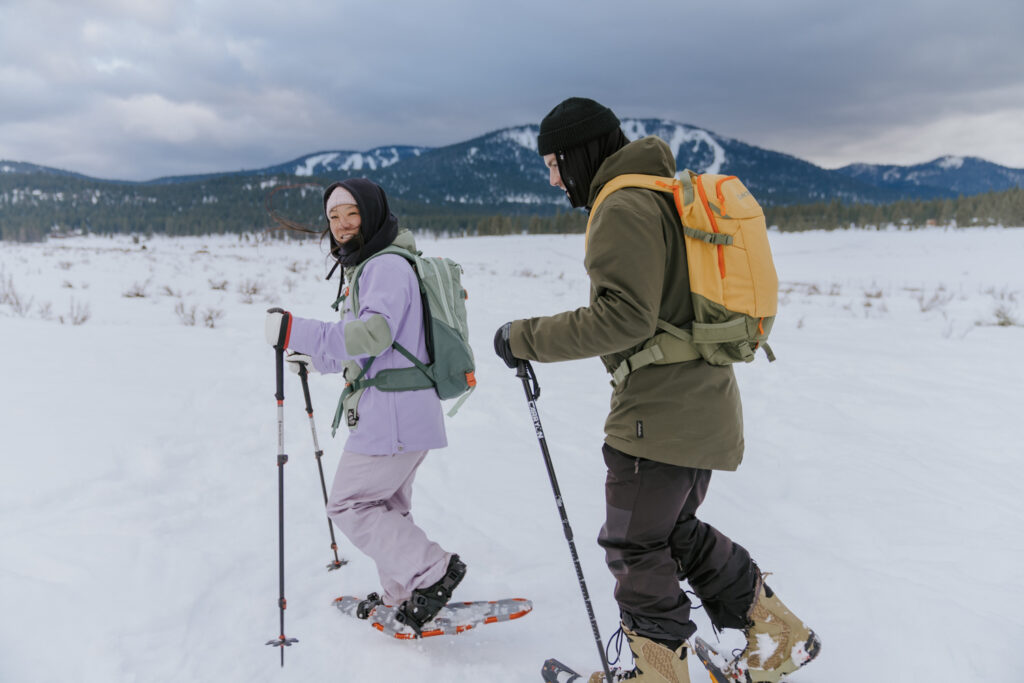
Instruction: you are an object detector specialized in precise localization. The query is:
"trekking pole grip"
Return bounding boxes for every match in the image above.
[298,364,314,415]
[515,359,541,400]
[275,347,285,402]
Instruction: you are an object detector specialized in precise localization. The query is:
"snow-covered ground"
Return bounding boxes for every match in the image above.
[1,227,1022,683]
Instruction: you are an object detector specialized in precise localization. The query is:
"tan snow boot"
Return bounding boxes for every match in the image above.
[723,578,821,683]
[588,626,690,683]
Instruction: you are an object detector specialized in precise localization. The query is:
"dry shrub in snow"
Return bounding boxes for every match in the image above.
[122,280,150,298]
[916,287,954,313]
[59,299,90,325]
[1,271,33,316]
[203,308,225,329]
[992,305,1020,327]
[237,279,261,303]
[175,301,197,326]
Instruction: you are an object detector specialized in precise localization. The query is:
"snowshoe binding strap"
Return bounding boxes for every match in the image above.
[394,554,467,636]
[356,592,384,620]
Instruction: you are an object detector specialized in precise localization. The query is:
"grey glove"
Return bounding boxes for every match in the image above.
[285,352,316,375]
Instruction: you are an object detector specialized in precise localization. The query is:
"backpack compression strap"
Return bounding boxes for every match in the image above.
[330,344,437,435]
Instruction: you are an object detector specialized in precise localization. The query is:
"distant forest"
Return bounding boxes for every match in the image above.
[409,187,1024,236]
[1,171,1022,242]
[764,187,1024,232]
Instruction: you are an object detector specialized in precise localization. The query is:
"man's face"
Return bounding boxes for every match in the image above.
[543,153,565,191]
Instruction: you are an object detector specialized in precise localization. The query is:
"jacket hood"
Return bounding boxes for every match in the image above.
[340,228,418,278]
[588,136,677,207]
[391,229,417,252]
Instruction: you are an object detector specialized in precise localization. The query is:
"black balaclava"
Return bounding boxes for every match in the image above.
[556,127,629,209]
[322,177,400,272]
[537,97,628,209]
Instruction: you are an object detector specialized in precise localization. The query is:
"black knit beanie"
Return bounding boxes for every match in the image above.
[537,97,620,156]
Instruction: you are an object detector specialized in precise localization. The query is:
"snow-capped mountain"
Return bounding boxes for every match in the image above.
[836,156,1024,197]
[372,126,555,208]
[366,118,903,210]
[141,146,431,186]
[258,145,429,177]
[0,161,98,182]
[3,120,1022,240]
[619,119,899,205]
[4,122,1020,205]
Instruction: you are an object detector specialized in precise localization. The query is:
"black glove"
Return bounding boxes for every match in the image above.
[265,307,292,350]
[493,322,518,369]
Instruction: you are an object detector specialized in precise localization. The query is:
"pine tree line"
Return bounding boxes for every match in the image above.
[764,187,1024,231]
[2,171,1021,242]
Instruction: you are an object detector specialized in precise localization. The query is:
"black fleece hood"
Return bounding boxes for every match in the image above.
[322,178,400,269]
[557,127,629,209]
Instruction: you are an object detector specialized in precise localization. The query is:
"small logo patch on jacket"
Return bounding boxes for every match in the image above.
[636,420,644,438]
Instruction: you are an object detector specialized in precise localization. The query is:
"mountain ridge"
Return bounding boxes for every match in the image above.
[2,119,1023,241]
[3,119,1022,204]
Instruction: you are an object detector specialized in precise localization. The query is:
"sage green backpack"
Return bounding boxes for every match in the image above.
[330,244,476,435]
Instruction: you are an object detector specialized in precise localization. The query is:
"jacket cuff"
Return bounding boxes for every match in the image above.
[509,319,530,359]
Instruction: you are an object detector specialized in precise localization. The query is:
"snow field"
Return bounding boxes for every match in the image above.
[1,227,1022,682]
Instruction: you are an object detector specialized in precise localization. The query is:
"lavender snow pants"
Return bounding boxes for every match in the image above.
[327,449,451,604]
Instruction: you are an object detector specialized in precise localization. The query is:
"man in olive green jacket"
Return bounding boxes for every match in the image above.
[494,98,818,683]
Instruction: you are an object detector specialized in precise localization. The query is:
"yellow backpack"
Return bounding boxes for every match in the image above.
[588,171,778,383]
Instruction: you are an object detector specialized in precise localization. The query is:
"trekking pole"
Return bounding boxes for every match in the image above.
[515,360,612,683]
[296,362,348,571]
[266,337,298,665]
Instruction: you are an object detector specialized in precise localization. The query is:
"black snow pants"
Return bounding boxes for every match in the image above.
[597,443,758,643]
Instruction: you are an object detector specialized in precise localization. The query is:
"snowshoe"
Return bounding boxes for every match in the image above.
[394,553,467,636]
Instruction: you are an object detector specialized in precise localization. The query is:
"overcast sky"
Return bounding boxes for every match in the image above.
[2,0,1022,181]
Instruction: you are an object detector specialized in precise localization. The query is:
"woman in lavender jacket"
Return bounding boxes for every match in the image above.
[264,178,465,633]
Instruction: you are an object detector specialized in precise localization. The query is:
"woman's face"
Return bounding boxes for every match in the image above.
[328,203,361,245]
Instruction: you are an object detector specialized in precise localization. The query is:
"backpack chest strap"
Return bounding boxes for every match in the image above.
[329,342,437,436]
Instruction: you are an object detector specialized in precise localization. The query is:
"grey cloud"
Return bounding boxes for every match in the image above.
[1,0,1022,180]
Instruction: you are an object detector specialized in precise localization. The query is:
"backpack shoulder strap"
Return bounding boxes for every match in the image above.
[586,173,732,251]
[347,246,421,314]
[586,174,673,250]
